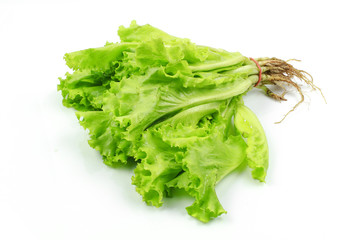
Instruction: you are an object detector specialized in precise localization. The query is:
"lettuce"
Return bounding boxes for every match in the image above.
[58,20,312,222]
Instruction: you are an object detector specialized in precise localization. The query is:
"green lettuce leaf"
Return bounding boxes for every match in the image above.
[132,128,183,207]
[64,42,138,71]
[76,111,131,166]
[234,98,269,182]
[58,70,110,111]
[118,20,176,43]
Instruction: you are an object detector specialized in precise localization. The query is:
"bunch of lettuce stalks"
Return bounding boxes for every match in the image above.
[58,21,322,222]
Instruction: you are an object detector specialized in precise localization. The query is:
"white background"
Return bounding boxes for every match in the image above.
[1,0,359,239]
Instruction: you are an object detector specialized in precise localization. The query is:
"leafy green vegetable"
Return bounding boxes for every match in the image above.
[234,97,269,182]
[58,20,317,222]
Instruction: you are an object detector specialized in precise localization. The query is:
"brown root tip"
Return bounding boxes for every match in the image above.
[256,58,325,123]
